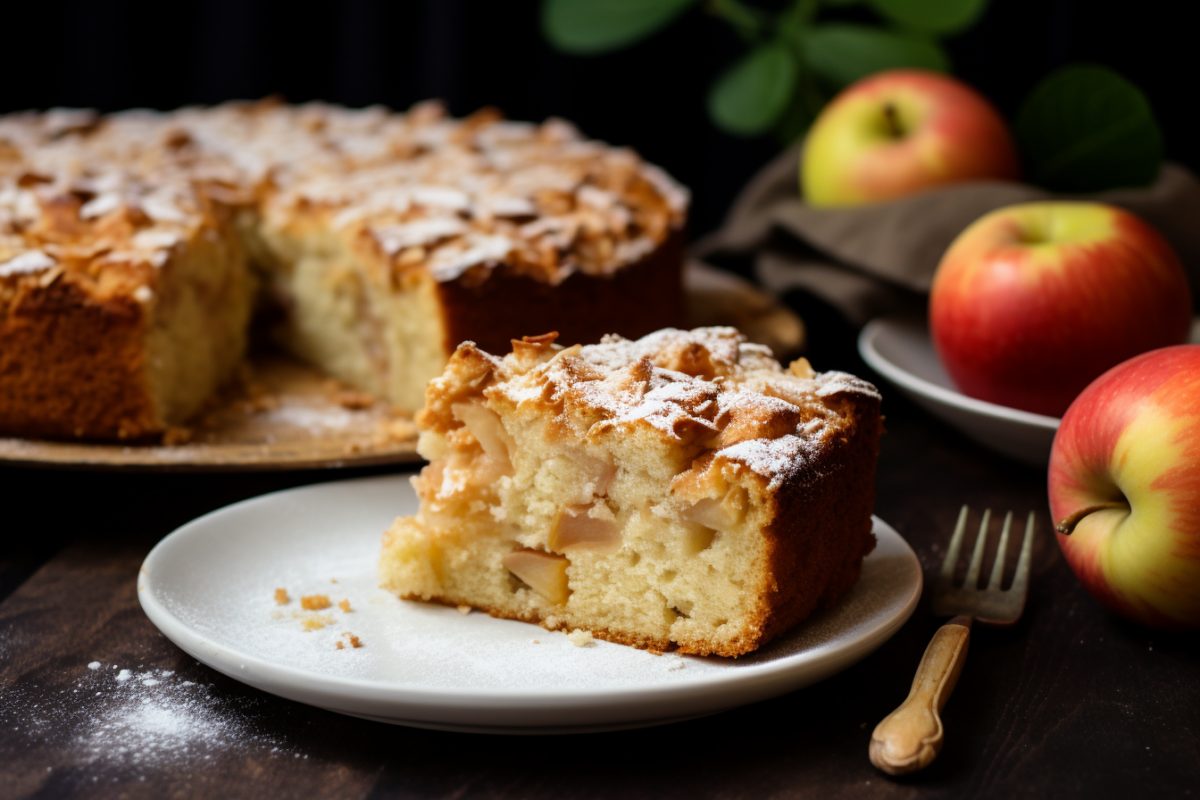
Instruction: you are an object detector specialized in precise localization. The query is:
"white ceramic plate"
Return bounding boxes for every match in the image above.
[858,316,1200,467]
[858,315,1059,466]
[138,474,922,734]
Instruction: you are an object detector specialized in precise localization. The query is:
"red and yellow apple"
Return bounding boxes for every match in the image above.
[1048,345,1200,631]
[801,69,1019,207]
[929,201,1193,417]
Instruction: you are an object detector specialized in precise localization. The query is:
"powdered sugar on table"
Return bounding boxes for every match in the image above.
[1,662,304,775]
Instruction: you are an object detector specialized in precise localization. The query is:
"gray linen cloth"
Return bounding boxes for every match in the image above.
[694,145,1200,325]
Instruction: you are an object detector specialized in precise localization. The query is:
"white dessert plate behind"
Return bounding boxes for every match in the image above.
[859,315,1200,467]
[858,315,1058,465]
[139,474,921,734]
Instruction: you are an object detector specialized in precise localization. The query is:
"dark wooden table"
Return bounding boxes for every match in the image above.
[2,373,1198,800]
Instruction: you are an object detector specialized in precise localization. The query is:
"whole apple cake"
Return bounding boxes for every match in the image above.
[380,327,882,656]
[0,101,687,439]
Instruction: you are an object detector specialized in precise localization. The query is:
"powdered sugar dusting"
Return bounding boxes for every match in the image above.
[489,327,877,484]
[0,662,303,775]
[586,327,750,373]
[265,404,359,432]
[717,435,820,490]
[599,373,718,437]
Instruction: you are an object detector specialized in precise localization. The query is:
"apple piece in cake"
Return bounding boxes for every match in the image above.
[380,327,882,657]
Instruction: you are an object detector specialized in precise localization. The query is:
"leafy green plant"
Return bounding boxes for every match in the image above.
[1015,65,1163,192]
[541,0,698,55]
[541,0,989,141]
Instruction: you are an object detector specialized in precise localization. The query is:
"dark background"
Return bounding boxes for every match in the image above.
[1,0,1194,238]
[4,6,1200,797]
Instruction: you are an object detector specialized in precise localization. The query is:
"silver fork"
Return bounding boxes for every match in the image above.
[869,506,1034,776]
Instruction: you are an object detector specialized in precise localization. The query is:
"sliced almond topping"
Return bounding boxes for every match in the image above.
[511,331,560,356]
[709,398,803,449]
[788,357,816,379]
[503,549,570,605]
[549,503,622,553]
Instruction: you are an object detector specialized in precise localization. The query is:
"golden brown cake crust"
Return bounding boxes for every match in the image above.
[0,274,158,439]
[748,392,881,654]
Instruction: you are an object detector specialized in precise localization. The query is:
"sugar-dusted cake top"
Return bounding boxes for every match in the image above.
[420,327,879,489]
[0,100,687,292]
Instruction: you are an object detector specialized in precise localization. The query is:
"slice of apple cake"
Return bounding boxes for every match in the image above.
[380,327,882,656]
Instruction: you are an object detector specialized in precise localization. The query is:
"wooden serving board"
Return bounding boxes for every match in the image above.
[0,354,421,472]
[0,262,803,471]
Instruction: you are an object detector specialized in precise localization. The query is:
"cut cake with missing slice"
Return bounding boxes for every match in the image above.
[0,101,686,440]
[380,327,882,657]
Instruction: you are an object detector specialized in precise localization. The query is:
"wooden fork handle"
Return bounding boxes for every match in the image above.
[869,615,972,776]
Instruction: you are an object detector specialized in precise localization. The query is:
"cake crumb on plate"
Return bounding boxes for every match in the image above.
[302,615,333,631]
[335,632,363,650]
[567,630,594,647]
[300,594,331,610]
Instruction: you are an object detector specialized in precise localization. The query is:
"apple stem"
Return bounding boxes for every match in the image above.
[1055,502,1131,535]
[883,103,903,138]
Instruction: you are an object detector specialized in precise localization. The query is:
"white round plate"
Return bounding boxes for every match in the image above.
[859,315,1200,467]
[139,474,922,734]
[859,315,1060,466]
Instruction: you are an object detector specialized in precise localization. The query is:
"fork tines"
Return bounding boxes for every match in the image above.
[931,506,1035,624]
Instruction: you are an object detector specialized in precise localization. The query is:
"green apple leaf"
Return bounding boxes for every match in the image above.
[803,24,949,89]
[867,0,989,34]
[708,42,799,136]
[1015,64,1163,192]
[541,0,698,55]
